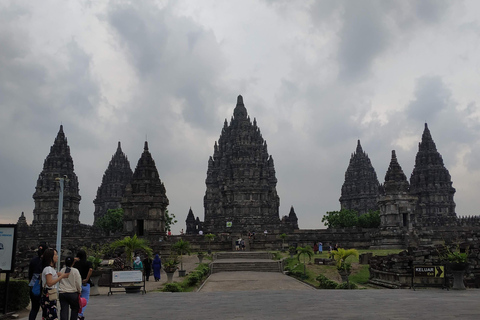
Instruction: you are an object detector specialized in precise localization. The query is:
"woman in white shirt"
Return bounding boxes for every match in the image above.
[59,256,82,320]
[41,249,70,320]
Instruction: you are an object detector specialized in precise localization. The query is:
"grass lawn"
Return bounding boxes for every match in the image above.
[279,248,403,288]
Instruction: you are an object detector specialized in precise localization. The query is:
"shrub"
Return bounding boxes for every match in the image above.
[316,274,338,289]
[162,282,183,292]
[289,270,308,280]
[336,282,358,289]
[186,271,203,286]
[197,263,210,276]
[0,280,30,311]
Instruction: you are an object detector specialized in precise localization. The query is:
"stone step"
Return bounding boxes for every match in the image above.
[210,260,282,273]
[215,251,273,260]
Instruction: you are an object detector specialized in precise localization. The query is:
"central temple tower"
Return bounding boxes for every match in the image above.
[203,96,282,233]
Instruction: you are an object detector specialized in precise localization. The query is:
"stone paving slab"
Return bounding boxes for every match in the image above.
[50,288,480,319]
[199,271,313,292]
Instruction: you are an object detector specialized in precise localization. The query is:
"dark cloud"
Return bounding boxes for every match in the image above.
[406,76,451,122]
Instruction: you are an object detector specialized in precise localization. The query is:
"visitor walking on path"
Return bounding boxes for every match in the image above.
[73,250,93,320]
[152,254,162,282]
[143,256,152,281]
[41,248,70,320]
[133,256,143,270]
[318,242,323,254]
[28,242,47,320]
[59,256,82,320]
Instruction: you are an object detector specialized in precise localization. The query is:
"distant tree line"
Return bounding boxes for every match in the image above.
[322,209,380,229]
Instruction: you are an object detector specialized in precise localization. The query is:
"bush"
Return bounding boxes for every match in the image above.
[289,270,308,280]
[316,274,338,289]
[0,280,30,311]
[197,263,210,276]
[162,282,183,292]
[186,271,203,286]
[336,282,358,289]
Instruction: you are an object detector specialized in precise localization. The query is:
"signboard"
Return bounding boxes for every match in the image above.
[414,266,444,278]
[112,270,143,283]
[0,225,16,272]
[226,222,232,228]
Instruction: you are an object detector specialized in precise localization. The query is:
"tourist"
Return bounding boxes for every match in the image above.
[133,256,143,270]
[264,229,268,236]
[143,256,152,281]
[334,243,339,251]
[41,248,70,320]
[313,242,318,254]
[168,230,172,236]
[318,242,323,254]
[152,254,162,282]
[59,256,82,320]
[241,239,245,251]
[235,238,241,251]
[180,229,184,235]
[73,250,93,320]
[28,242,47,320]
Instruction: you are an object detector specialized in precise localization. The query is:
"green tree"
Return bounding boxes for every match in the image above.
[165,210,177,232]
[296,246,314,276]
[172,239,191,271]
[358,210,380,228]
[322,209,358,228]
[110,234,153,267]
[94,208,124,234]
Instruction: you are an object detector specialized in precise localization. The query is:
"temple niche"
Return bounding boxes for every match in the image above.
[340,140,380,215]
[93,142,133,224]
[32,125,81,225]
[409,123,456,226]
[203,95,294,233]
[121,141,169,236]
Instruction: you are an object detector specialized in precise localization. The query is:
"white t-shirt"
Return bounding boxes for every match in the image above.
[42,266,58,289]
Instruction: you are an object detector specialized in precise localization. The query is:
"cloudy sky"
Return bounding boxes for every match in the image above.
[1,0,480,233]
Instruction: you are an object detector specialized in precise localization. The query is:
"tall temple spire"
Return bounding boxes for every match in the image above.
[340,139,379,215]
[93,141,133,223]
[410,123,456,226]
[203,95,289,233]
[33,125,81,225]
[122,141,169,236]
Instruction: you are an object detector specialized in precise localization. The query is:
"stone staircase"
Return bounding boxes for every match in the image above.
[210,251,283,274]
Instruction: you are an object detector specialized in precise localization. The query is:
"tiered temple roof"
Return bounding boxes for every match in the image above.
[203,95,286,233]
[121,141,169,236]
[93,142,133,223]
[32,125,81,225]
[339,140,379,215]
[410,123,456,226]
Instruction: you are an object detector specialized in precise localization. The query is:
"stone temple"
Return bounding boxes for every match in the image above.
[201,95,297,234]
[93,142,133,224]
[32,125,81,225]
[339,140,380,215]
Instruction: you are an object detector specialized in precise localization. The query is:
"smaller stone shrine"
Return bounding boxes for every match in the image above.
[121,141,169,236]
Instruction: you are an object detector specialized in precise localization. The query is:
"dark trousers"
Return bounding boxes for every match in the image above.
[59,292,80,320]
[29,289,41,320]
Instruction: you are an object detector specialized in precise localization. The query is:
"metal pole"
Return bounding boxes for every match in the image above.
[56,177,64,271]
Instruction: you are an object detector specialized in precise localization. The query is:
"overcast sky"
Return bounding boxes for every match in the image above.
[1,0,480,234]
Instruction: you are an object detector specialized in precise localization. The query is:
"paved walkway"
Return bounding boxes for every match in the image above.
[17,254,480,319]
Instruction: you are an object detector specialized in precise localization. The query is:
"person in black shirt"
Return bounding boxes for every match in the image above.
[72,250,93,320]
[28,242,47,320]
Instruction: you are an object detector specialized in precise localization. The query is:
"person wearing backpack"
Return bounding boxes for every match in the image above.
[28,242,47,320]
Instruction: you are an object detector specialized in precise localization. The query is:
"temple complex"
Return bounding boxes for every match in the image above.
[93,142,133,223]
[32,125,81,225]
[339,140,380,215]
[202,95,296,233]
[121,141,169,236]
